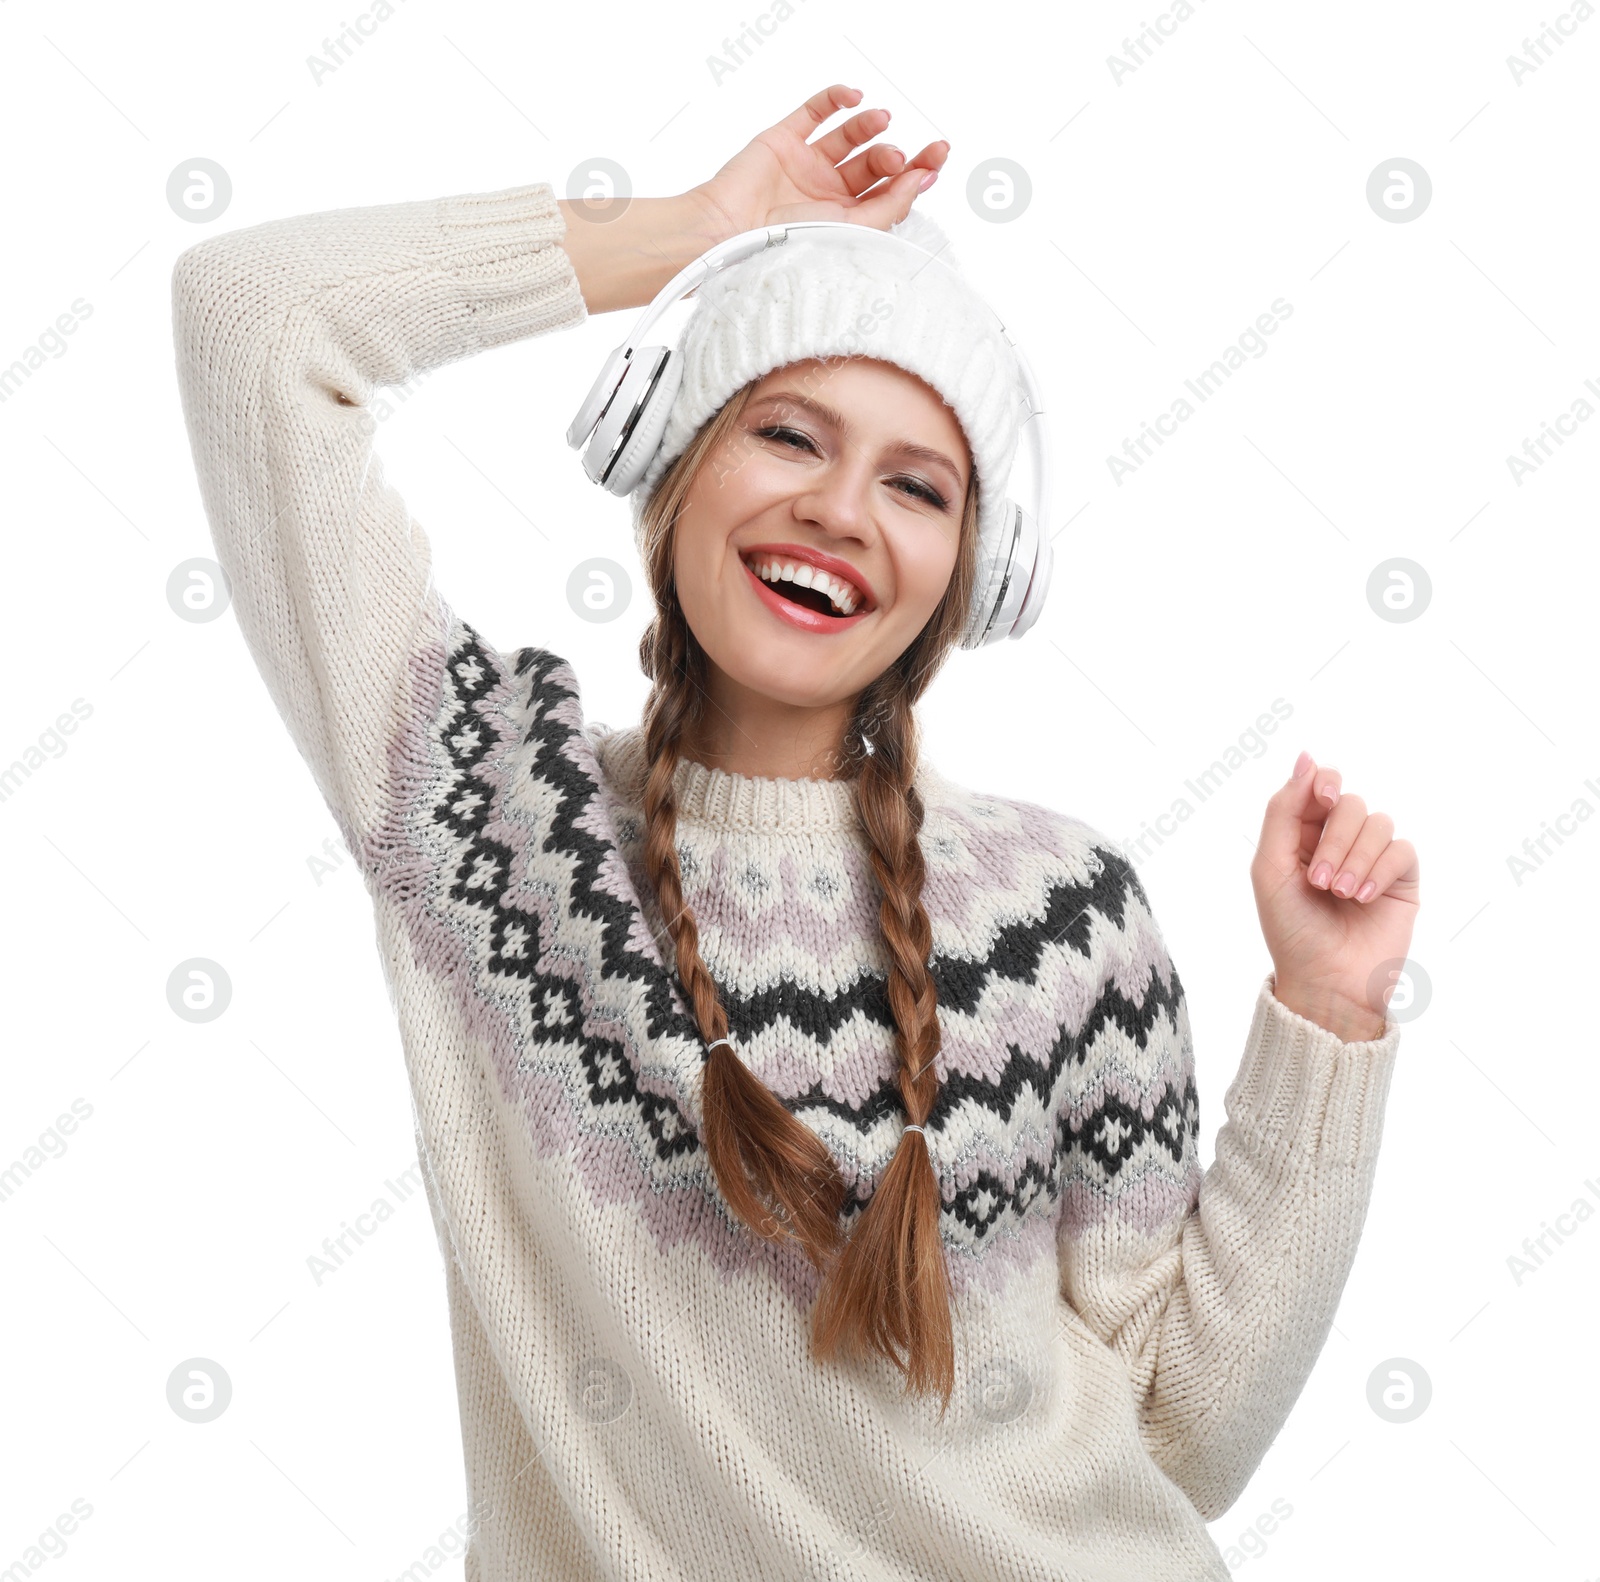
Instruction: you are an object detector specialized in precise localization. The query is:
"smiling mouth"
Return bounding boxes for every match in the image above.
[738,551,871,618]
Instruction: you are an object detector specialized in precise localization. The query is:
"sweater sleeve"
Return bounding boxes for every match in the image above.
[170,182,587,849]
[1054,857,1401,1524]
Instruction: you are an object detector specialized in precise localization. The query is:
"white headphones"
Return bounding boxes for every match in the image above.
[566,220,1054,648]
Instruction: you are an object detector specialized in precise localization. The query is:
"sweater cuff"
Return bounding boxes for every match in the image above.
[1223,973,1401,1170]
[433,182,587,350]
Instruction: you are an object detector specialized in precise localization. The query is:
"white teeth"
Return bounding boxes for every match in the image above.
[746,555,863,616]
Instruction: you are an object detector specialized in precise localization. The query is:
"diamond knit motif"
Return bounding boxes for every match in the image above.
[367,607,1201,1296]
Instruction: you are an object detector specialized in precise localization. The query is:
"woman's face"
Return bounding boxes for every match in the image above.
[672,357,972,711]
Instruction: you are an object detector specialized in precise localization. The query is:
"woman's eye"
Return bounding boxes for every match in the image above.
[755,426,948,510]
[894,477,947,508]
[755,425,816,452]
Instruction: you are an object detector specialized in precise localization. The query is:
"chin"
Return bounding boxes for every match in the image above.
[717,641,862,712]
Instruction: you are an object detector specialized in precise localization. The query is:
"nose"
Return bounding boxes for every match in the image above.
[789,450,877,544]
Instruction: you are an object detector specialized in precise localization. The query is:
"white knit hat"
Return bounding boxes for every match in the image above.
[627,209,1026,556]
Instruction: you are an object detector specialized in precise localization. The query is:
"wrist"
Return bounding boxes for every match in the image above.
[555,191,730,316]
[1271,977,1387,1043]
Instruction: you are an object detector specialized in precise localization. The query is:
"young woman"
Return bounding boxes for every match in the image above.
[173,83,1419,1582]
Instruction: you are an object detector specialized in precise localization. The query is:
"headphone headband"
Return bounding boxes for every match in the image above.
[566,219,1054,647]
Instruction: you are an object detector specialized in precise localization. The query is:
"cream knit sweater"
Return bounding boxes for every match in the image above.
[170,180,1402,1582]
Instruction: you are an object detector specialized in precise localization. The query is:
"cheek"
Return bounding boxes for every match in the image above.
[888,521,963,620]
[671,527,721,634]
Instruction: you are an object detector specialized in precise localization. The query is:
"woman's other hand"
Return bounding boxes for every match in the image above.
[689,83,950,242]
[1251,751,1421,1042]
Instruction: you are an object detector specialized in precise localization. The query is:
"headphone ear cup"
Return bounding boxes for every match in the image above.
[568,344,629,450]
[603,349,684,498]
[1009,512,1053,640]
[963,498,1047,647]
[961,504,1016,649]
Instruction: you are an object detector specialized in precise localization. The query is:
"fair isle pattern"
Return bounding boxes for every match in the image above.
[363,597,1202,1304]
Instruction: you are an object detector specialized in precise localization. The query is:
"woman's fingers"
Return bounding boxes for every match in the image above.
[1353,837,1420,902]
[1306,792,1368,889]
[807,103,891,168]
[849,164,935,228]
[773,83,865,149]
[834,140,906,198]
[1318,809,1395,898]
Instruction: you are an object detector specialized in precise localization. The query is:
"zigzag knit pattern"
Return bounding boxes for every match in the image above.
[363,599,1203,1305]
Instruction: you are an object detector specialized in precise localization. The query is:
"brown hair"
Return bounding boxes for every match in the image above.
[634,364,981,1414]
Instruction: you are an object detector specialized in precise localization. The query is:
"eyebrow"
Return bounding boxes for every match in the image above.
[749,389,966,490]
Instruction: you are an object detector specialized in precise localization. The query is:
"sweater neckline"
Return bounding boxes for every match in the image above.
[589,723,947,835]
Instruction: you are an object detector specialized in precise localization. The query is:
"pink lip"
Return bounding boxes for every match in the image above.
[741,559,873,634]
[738,542,877,610]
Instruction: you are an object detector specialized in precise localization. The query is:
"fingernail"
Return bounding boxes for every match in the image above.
[1291,750,1312,780]
[1311,862,1333,888]
[1332,871,1356,897]
[918,169,938,192]
[1319,783,1338,804]
[1356,880,1377,902]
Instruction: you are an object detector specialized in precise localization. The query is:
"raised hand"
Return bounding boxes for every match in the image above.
[689,83,951,241]
[1250,751,1421,1042]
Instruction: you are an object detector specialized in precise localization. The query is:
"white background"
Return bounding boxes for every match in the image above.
[2,0,1596,1576]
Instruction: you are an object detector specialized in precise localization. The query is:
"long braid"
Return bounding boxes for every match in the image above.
[809,671,955,1408]
[633,371,980,1411]
[639,594,850,1265]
